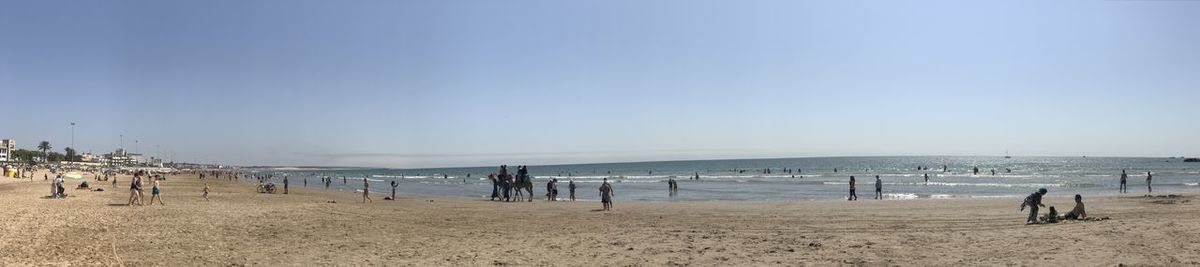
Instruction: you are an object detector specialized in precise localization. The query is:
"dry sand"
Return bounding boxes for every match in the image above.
[2,170,1199,266]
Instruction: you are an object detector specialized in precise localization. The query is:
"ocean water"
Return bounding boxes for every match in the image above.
[256,156,1200,202]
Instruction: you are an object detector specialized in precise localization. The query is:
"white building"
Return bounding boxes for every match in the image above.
[0,139,14,162]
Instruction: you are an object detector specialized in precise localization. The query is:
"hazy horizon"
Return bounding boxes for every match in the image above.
[3,0,1198,168]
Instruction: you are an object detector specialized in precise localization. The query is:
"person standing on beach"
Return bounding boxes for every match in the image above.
[568,180,576,201]
[390,180,399,200]
[203,183,210,201]
[283,176,289,194]
[546,179,555,201]
[342,176,346,185]
[149,178,164,205]
[874,175,883,200]
[1020,188,1047,224]
[599,178,614,211]
[489,173,499,201]
[304,178,307,187]
[325,177,331,189]
[848,176,857,201]
[1146,171,1152,193]
[128,172,143,206]
[1119,170,1128,193]
[362,178,372,203]
[924,173,929,185]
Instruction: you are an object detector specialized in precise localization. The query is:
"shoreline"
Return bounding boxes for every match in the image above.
[2,171,1199,265]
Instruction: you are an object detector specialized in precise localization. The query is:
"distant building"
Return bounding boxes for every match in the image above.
[0,139,14,162]
[102,149,162,167]
[80,152,100,163]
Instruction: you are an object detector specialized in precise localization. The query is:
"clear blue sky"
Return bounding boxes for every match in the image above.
[2,0,1198,168]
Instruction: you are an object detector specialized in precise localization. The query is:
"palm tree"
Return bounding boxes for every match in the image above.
[64,147,76,162]
[37,141,51,163]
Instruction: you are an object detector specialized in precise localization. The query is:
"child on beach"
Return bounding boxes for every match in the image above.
[203,183,210,201]
[1044,206,1059,223]
[1146,171,1152,193]
[149,179,164,205]
[1020,188,1047,224]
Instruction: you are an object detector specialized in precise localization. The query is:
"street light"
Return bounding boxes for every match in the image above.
[70,122,75,150]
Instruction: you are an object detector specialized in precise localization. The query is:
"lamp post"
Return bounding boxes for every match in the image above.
[70,122,75,151]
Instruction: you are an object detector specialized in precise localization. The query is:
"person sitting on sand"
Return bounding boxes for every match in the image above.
[599,178,614,211]
[1062,194,1086,220]
[1020,188,1048,224]
[1043,206,1059,223]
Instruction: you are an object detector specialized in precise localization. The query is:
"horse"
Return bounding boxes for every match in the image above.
[510,175,533,202]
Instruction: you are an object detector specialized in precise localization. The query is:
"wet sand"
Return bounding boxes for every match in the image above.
[1,171,1198,266]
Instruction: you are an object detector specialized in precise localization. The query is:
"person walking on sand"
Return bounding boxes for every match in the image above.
[1020,188,1047,224]
[149,179,164,205]
[362,178,372,203]
[1119,170,1128,193]
[489,173,499,201]
[283,176,289,194]
[128,172,143,206]
[568,180,577,201]
[390,180,399,200]
[1146,171,1153,193]
[848,176,857,201]
[599,178,614,211]
[874,175,883,200]
[203,183,210,201]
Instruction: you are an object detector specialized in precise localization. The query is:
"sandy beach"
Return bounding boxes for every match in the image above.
[2,171,1199,266]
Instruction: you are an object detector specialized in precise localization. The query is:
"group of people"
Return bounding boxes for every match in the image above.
[1020,188,1090,224]
[488,165,529,202]
[486,165,615,210]
[1118,169,1153,194]
[127,170,163,206]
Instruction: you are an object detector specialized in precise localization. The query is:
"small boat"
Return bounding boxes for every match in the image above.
[1004,150,1011,159]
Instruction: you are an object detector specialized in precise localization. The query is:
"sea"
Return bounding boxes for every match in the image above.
[253,156,1200,202]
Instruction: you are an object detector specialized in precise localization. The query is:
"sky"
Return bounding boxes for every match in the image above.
[1,0,1198,168]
